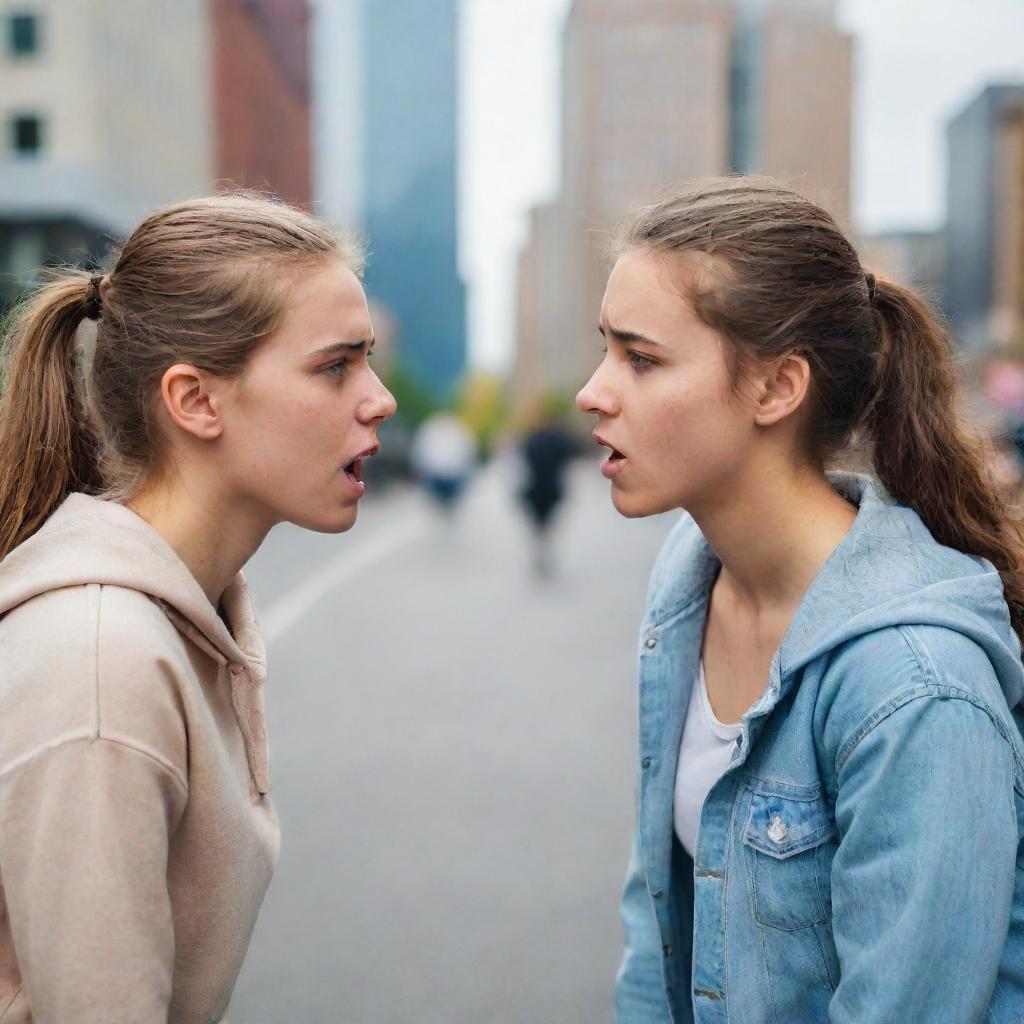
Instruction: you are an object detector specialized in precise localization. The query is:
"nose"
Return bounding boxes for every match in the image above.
[576,362,618,417]
[360,368,398,423]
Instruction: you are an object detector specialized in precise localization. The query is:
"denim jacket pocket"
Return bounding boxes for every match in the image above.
[741,788,837,931]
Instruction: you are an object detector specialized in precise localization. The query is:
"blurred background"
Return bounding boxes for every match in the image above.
[1,0,1022,1021]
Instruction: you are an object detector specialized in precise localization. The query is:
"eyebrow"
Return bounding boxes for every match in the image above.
[598,322,663,347]
[310,338,375,358]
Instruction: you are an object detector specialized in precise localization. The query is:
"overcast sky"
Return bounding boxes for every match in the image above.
[458,0,1024,370]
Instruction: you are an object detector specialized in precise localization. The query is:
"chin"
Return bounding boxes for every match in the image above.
[611,486,669,519]
[289,504,359,534]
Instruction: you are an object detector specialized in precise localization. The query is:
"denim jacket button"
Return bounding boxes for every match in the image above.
[645,636,658,649]
[642,757,652,769]
[663,944,673,956]
[652,888,664,898]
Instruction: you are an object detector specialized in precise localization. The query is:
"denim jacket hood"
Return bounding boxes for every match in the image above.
[617,472,1024,1024]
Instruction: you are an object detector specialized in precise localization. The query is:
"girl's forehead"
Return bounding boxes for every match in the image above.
[605,251,707,334]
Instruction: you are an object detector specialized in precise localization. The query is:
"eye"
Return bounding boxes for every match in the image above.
[628,350,655,371]
[323,359,348,379]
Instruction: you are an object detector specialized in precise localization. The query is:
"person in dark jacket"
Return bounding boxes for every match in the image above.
[519,415,580,577]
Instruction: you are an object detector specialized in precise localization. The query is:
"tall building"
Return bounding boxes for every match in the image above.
[947,84,1024,353]
[313,0,466,400]
[212,0,312,207]
[515,0,852,412]
[0,0,213,305]
[736,0,851,219]
[0,0,315,312]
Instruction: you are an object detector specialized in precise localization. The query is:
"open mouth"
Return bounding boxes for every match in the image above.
[594,432,626,461]
[594,432,628,479]
[342,445,379,484]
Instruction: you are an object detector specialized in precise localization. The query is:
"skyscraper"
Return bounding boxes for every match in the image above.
[946,84,1024,353]
[212,0,313,207]
[314,0,466,400]
[515,0,852,412]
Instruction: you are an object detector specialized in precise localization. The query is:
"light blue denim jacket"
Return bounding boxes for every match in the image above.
[615,473,1024,1024]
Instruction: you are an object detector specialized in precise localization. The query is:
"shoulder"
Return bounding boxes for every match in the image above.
[0,584,189,786]
[816,625,1023,780]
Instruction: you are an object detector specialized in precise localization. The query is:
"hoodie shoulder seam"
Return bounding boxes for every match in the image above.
[0,734,189,793]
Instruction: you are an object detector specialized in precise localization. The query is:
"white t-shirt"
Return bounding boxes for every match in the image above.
[673,660,743,858]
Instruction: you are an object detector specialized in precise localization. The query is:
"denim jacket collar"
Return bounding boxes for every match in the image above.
[643,472,1024,718]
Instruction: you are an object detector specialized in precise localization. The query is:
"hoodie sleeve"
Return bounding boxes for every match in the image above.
[827,690,1019,1024]
[0,736,188,1023]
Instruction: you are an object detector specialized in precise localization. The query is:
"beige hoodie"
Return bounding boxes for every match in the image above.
[0,494,279,1023]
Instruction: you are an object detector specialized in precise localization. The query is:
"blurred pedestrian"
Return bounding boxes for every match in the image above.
[577,177,1024,1023]
[518,414,580,577]
[0,193,395,1022]
[409,411,477,515]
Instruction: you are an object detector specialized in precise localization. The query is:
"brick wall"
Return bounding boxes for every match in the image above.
[212,0,311,207]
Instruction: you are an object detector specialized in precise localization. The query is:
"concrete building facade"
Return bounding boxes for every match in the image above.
[515,0,852,412]
[992,96,1024,354]
[752,0,852,223]
[0,0,315,310]
[0,0,213,304]
[947,84,1024,353]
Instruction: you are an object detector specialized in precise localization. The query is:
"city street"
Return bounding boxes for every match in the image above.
[230,454,677,1024]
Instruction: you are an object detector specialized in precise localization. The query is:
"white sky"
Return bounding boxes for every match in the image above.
[458,0,1024,371]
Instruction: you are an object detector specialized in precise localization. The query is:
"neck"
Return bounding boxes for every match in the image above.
[690,460,858,618]
[125,472,269,607]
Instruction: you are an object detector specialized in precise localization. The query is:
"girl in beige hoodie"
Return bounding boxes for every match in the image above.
[0,194,397,1023]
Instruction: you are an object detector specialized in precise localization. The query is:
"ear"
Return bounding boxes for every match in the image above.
[753,353,811,427]
[159,363,224,442]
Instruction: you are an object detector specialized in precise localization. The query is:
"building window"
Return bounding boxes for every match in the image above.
[8,13,39,56]
[11,115,42,156]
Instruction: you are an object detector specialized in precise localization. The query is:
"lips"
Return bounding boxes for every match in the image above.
[593,431,628,480]
[593,432,626,461]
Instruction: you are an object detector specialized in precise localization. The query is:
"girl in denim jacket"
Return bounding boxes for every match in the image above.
[577,177,1024,1024]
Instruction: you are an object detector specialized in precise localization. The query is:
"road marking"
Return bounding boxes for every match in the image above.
[260,517,428,649]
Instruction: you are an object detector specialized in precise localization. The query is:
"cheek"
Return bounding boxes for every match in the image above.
[232,382,337,471]
[647,375,746,462]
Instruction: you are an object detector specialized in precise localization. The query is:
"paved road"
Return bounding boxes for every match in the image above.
[229,454,677,1024]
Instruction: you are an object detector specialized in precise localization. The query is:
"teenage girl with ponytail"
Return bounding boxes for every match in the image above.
[0,194,396,1022]
[577,177,1024,1023]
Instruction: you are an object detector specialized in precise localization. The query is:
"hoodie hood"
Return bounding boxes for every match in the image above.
[0,492,270,791]
[649,472,1024,716]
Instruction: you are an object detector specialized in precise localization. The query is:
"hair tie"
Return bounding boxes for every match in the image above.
[83,274,104,320]
[864,271,877,303]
